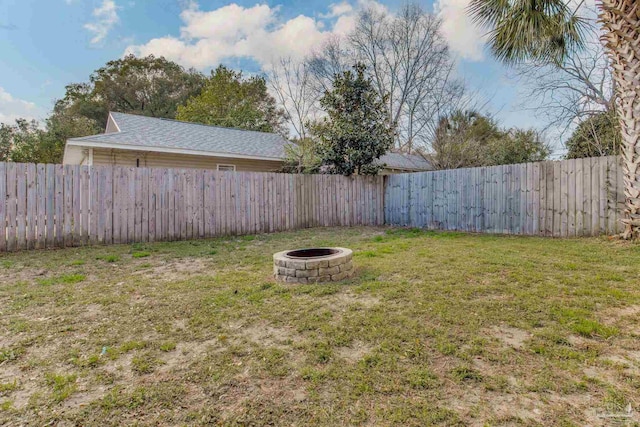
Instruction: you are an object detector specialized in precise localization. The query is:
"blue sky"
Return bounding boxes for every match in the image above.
[0,0,547,147]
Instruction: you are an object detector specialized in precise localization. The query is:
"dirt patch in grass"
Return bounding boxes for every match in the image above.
[61,381,107,411]
[490,326,532,349]
[331,291,381,310]
[157,338,223,375]
[233,322,296,349]
[599,304,640,335]
[134,257,210,282]
[450,392,546,424]
[101,352,135,377]
[213,376,309,423]
[80,303,104,320]
[599,304,640,323]
[595,304,640,368]
[336,341,373,363]
[0,264,48,285]
[0,334,16,350]
[4,387,33,412]
[0,365,34,411]
[615,305,640,318]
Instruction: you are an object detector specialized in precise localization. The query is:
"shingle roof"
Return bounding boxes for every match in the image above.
[68,112,432,171]
[378,152,432,171]
[69,112,289,159]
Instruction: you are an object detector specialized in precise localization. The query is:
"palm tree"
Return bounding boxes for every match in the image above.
[469,0,639,239]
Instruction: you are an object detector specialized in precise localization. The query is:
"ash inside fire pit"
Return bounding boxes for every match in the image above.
[285,248,340,258]
[274,247,353,284]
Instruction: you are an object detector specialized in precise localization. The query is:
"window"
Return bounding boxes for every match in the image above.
[217,164,236,172]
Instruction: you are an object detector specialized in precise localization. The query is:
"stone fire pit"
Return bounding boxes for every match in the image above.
[273,247,354,284]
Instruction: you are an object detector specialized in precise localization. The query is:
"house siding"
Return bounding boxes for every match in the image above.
[67,146,422,175]
[62,145,91,165]
[90,148,284,172]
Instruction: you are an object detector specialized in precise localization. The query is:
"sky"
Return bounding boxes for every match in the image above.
[0,0,550,149]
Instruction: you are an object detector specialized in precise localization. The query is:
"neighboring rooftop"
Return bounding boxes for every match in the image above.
[379,151,432,171]
[68,112,432,170]
[69,112,289,160]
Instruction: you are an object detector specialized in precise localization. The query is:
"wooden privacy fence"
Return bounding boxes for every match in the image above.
[385,155,624,237]
[0,156,626,251]
[0,163,384,252]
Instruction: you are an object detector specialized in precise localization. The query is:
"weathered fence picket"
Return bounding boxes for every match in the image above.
[384,156,624,237]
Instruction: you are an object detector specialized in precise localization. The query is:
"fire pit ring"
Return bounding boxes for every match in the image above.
[273,247,354,284]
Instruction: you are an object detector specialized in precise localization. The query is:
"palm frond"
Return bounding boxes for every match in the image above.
[468,0,587,64]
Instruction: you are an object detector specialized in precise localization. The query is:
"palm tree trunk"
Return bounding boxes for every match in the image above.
[599,0,640,239]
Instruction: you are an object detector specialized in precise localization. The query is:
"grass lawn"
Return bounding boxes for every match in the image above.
[1,227,640,426]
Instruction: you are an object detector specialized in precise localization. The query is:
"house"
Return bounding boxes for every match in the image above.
[63,112,432,174]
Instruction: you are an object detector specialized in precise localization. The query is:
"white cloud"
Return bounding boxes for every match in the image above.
[434,0,485,61]
[125,0,491,69]
[84,0,119,45]
[320,2,353,19]
[0,87,43,125]
[179,3,274,41]
[124,2,361,70]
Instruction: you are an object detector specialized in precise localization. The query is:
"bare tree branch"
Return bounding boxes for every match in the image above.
[510,17,615,150]
[267,58,319,140]
[306,3,467,153]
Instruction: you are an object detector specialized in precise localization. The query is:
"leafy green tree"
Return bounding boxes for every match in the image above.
[487,129,550,165]
[281,137,321,174]
[58,54,206,129]
[0,109,98,164]
[566,111,621,159]
[431,110,550,169]
[40,109,99,163]
[177,65,287,135]
[0,119,45,163]
[310,63,395,176]
[468,0,639,238]
[430,110,502,169]
[0,125,13,161]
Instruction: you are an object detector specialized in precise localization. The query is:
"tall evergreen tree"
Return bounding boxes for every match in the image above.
[310,63,395,176]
